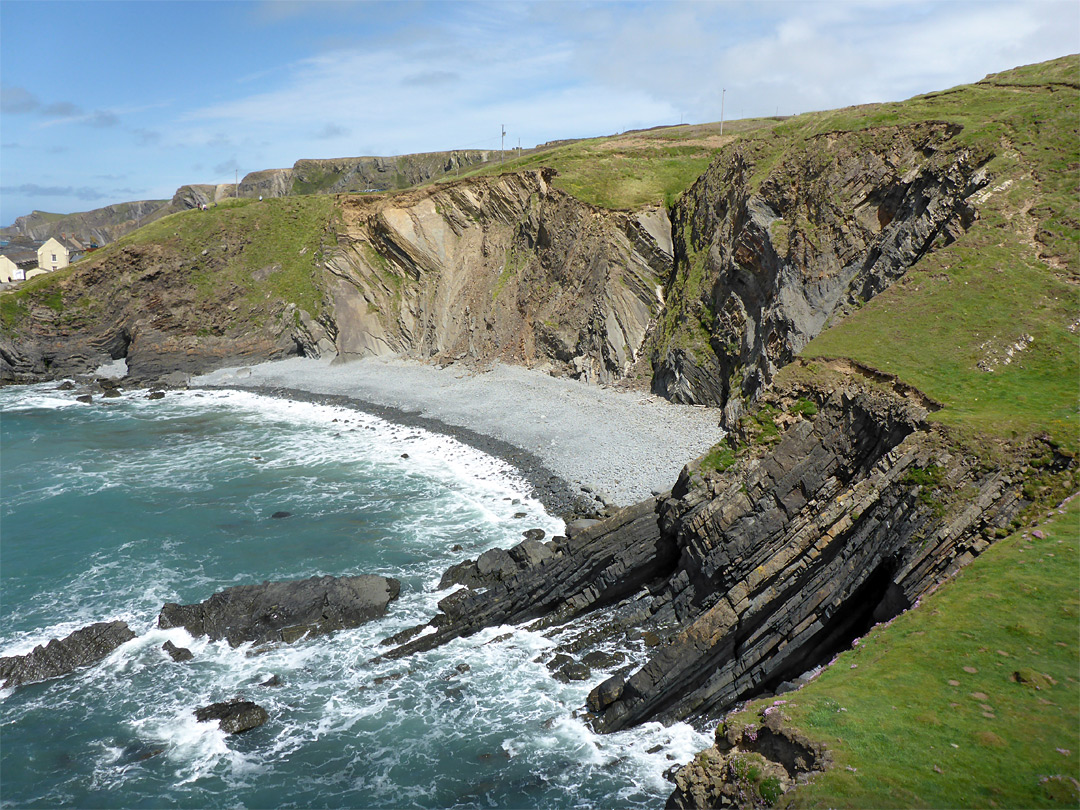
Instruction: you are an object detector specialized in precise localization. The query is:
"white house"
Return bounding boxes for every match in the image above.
[36,235,84,272]
[0,255,23,283]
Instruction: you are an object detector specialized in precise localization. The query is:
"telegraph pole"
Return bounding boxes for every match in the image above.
[720,88,726,136]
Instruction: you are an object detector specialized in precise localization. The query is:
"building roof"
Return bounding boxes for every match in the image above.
[1,247,38,267]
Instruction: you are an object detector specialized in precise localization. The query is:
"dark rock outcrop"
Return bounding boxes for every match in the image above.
[651,121,990,419]
[194,699,269,734]
[158,574,400,647]
[0,621,136,689]
[382,499,679,660]
[384,376,1025,735]
[162,640,194,662]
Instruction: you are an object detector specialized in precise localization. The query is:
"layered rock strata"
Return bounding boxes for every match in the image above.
[652,121,991,419]
[381,377,1024,733]
[325,168,671,383]
[159,574,401,647]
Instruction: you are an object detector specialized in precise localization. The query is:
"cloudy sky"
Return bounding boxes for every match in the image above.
[1,0,1076,225]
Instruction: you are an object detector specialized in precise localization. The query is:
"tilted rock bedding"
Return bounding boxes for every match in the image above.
[651,121,990,421]
[378,375,1026,736]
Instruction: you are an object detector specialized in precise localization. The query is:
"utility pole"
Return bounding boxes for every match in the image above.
[501,124,506,162]
[720,88,726,136]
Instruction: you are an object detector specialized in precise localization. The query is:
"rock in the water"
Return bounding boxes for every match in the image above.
[162,640,194,662]
[158,574,401,647]
[147,391,165,400]
[0,621,136,689]
[76,394,92,404]
[270,511,291,519]
[194,700,269,734]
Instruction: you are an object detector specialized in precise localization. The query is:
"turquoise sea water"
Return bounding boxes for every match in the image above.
[0,383,707,808]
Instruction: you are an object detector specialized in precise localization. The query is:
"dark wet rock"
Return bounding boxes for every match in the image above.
[57,381,76,391]
[451,544,464,552]
[102,388,122,398]
[378,624,426,647]
[147,391,165,400]
[522,528,546,542]
[477,547,516,580]
[270,511,291,519]
[582,650,626,669]
[0,620,136,689]
[194,700,269,734]
[260,674,283,687]
[560,662,590,682]
[383,500,677,660]
[401,453,409,459]
[119,742,166,764]
[162,640,194,662]
[374,672,404,686]
[76,394,93,404]
[158,574,400,647]
[587,673,626,713]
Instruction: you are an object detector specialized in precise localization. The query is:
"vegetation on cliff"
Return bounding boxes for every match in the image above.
[0,54,1076,809]
[711,496,1079,809]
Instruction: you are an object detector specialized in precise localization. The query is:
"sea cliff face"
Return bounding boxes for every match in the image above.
[374,371,1029,733]
[323,168,670,382]
[651,121,990,421]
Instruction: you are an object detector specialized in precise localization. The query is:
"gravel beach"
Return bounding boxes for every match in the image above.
[193,356,725,509]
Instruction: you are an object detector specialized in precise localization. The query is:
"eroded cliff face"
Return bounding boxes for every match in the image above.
[0,240,314,383]
[376,372,1028,736]
[5,201,174,246]
[651,121,991,420]
[322,168,671,382]
[0,169,672,386]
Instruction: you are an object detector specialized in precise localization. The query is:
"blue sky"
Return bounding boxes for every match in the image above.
[1,0,1076,226]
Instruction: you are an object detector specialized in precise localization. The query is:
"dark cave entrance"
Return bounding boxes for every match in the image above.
[762,556,911,693]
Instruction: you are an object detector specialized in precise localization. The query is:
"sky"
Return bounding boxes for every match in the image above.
[1,0,1077,226]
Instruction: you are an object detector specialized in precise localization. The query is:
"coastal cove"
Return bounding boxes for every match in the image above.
[0,379,712,808]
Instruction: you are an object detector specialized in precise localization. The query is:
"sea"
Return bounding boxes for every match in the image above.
[0,382,709,808]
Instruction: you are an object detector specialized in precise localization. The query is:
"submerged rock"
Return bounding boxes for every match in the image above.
[194,699,269,734]
[158,574,401,647]
[0,621,136,689]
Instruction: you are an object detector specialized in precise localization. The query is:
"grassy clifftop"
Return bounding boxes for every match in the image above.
[799,55,1078,453]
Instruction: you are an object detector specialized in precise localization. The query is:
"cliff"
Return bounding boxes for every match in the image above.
[4,201,173,247]
[0,169,672,385]
[323,168,670,381]
[651,121,989,421]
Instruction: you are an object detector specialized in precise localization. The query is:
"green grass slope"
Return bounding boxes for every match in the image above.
[731,493,1080,808]
[448,118,782,210]
[799,55,1079,455]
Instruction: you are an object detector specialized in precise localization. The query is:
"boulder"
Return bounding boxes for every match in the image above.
[194,700,269,734]
[158,574,400,647]
[0,621,136,689]
[162,640,194,662]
